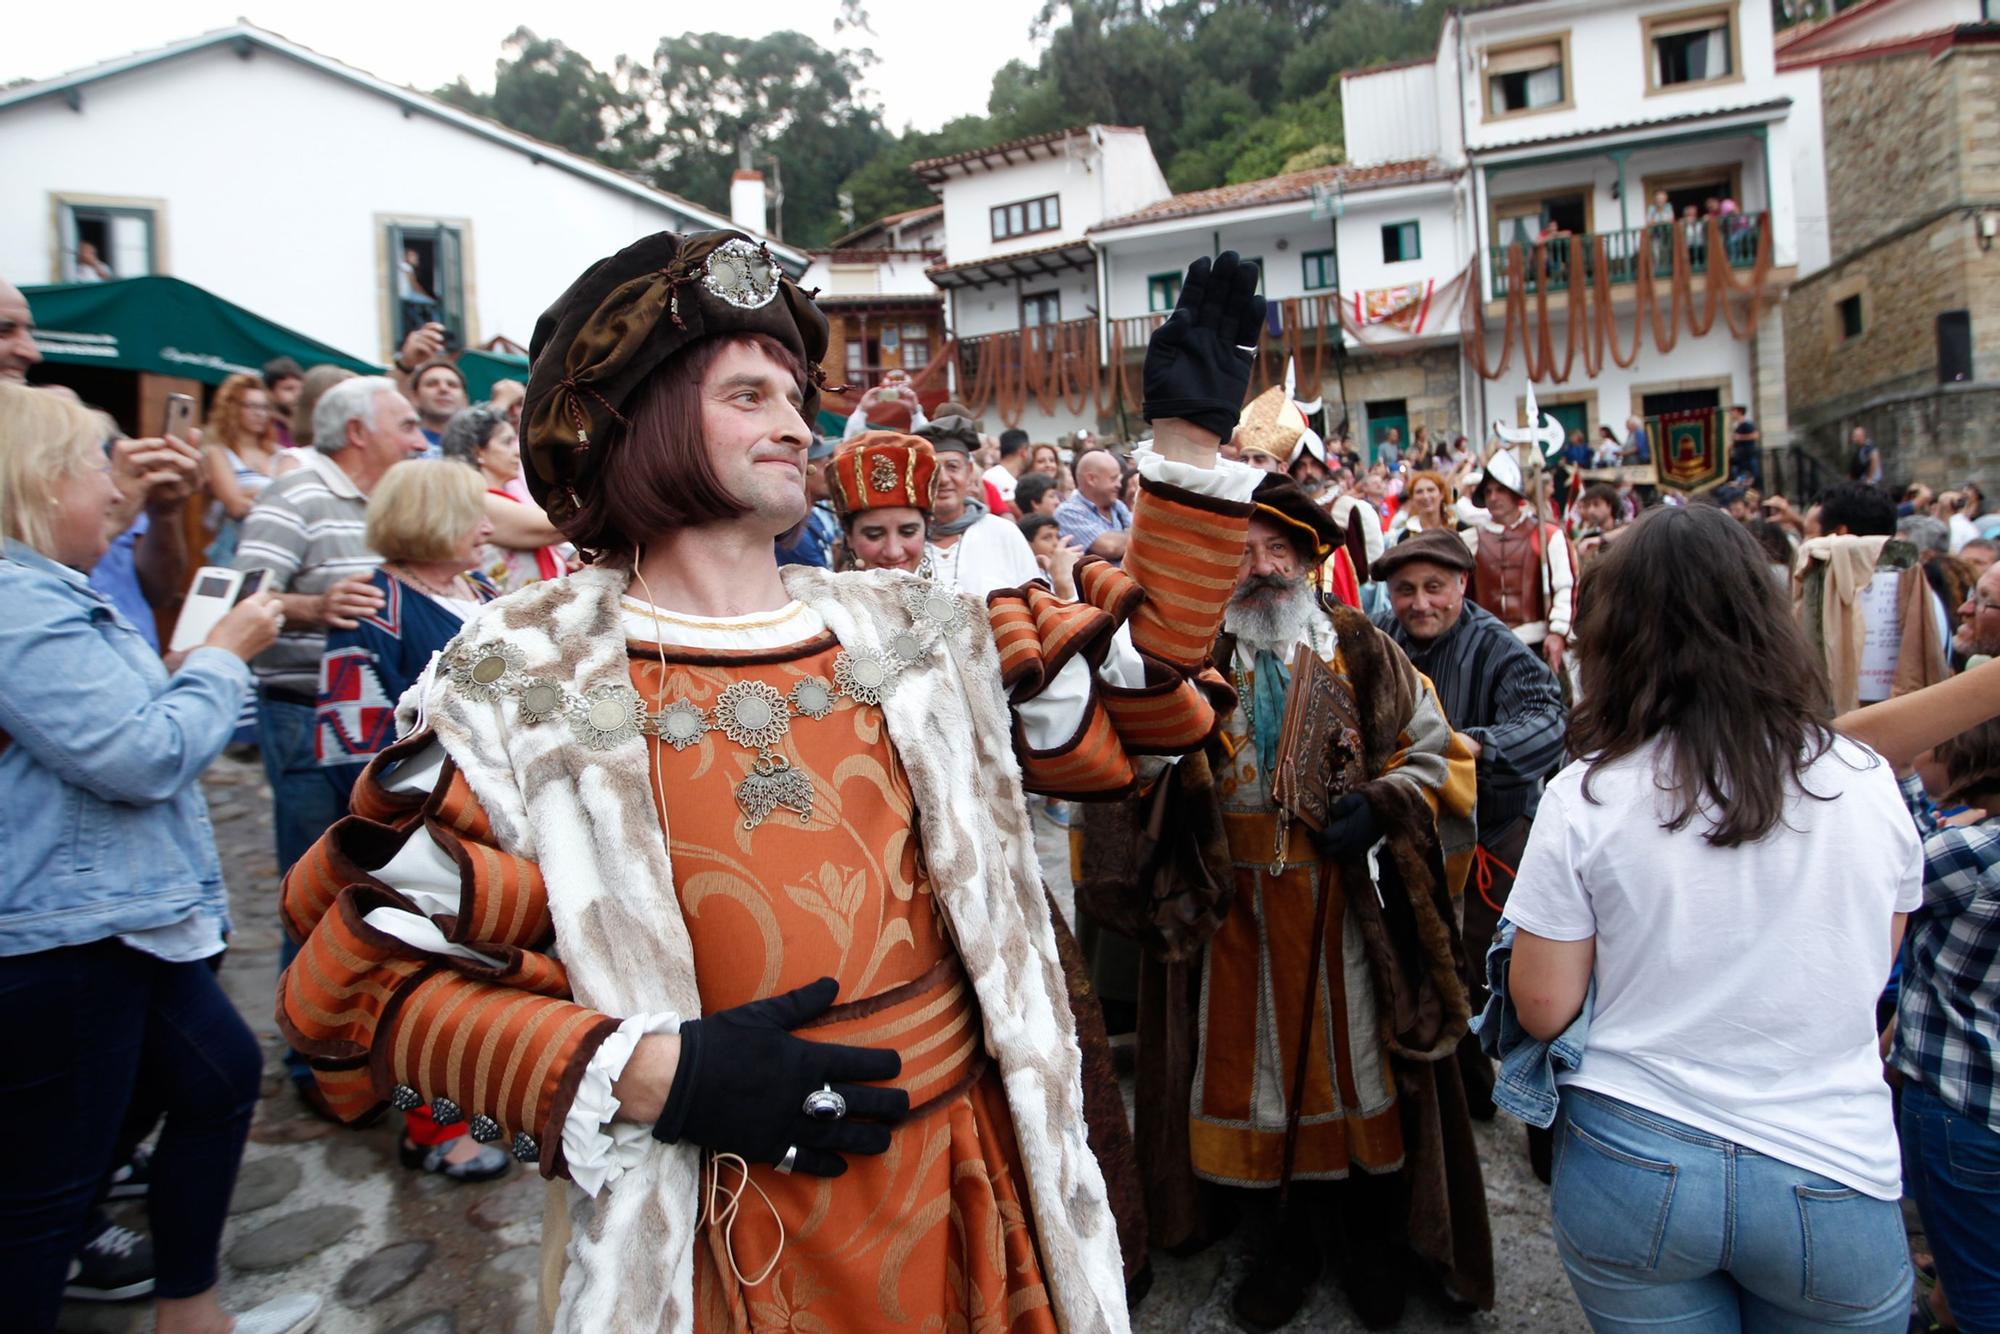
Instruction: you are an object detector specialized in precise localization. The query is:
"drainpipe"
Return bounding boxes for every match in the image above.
[1454,15,1489,446]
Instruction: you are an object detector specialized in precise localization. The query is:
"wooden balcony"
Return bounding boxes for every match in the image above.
[1490,212,1767,299]
[1111,293,1343,357]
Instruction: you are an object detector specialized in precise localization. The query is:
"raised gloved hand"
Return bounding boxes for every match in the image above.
[1142,251,1267,442]
[1311,793,1381,862]
[651,976,909,1177]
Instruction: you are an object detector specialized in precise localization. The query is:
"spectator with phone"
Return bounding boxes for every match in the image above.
[0,381,321,1334]
[234,375,425,1113]
[405,360,468,454]
[841,375,928,440]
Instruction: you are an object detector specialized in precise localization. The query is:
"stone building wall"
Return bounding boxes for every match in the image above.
[1325,342,1464,443]
[1784,42,2000,489]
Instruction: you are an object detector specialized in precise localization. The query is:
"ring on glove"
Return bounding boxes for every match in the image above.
[776,1145,799,1174]
[802,1084,847,1121]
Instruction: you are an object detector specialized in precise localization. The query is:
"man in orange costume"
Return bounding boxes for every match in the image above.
[276,234,1270,1332]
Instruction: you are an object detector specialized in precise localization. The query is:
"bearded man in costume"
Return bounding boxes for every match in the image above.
[1138,476,1488,1330]
[273,233,1268,1334]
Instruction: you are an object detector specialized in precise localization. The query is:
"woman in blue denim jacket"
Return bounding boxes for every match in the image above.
[0,384,318,1334]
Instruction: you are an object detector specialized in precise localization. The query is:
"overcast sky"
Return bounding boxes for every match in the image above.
[1,1,1045,133]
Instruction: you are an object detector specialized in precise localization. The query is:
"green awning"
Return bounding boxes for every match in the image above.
[21,276,380,385]
[457,347,531,401]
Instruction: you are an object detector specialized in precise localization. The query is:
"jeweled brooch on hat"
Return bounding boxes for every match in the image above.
[702,238,780,310]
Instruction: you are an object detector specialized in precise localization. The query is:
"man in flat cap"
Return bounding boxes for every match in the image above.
[1139,475,1487,1329]
[1372,529,1566,1142]
[275,233,1271,1333]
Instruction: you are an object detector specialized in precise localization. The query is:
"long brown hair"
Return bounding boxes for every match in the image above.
[1571,504,1841,847]
[205,372,277,452]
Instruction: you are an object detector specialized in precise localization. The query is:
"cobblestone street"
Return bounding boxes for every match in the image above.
[58,753,1585,1333]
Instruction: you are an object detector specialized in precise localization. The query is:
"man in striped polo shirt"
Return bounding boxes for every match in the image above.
[1371,528,1565,1135]
[235,373,424,1107]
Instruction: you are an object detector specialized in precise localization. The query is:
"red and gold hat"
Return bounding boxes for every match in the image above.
[828,432,938,519]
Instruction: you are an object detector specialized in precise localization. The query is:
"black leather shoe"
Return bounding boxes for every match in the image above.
[1230,1235,1322,1332]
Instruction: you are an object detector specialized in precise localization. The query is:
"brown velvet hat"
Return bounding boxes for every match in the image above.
[1251,474,1347,566]
[520,229,830,520]
[1370,526,1475,583]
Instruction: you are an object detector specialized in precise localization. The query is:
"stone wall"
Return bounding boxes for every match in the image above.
[1784,42,2000,490]
[1821,51,1967,257]
[1790,381,2000,492]
[1322,342,1464,441]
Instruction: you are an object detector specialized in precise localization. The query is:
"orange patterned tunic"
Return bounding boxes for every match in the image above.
[625,630,1055,1332]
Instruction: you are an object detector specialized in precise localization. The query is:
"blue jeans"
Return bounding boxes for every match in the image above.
[1550,1088,1911,1332]
[0,941,261,1329]
[254,692,346,1085]
[1900,1081,2000,1332]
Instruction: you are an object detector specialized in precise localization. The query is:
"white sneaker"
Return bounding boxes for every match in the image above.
[232,1292,323,1334]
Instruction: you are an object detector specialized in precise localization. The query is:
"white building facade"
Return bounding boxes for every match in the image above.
[1345,0,1830,461]
[915,126,1171,441]
[0,24,804,364]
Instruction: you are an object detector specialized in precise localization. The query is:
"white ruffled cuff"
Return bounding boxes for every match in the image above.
[562,1010,681,1197]
[1131,441,1263,504]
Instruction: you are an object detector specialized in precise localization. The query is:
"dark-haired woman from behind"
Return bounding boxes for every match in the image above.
[1506,504,1920,1332]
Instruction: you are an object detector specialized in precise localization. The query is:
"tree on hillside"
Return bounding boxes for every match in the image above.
[627,31,888,246]
[435,27,647,171]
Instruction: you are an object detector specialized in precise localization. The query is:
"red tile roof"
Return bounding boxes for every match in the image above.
[1090,159,1454,232]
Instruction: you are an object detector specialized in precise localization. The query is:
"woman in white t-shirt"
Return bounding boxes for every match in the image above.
[1507,505,1920,1333]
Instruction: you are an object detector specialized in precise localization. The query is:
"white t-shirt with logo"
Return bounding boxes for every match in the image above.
[1506,735,1922,1199]
[983,463,1018,509]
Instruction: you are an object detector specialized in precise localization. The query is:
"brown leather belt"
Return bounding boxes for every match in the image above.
[800,954,988,1121]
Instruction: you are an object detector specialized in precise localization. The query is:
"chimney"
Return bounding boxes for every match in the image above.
[730,170,767,234]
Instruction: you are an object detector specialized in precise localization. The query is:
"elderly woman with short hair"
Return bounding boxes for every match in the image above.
[0,383,319,1334]
[437,404,568,592]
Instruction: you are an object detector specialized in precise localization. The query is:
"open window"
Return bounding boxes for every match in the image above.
[383,219,468,351]
[1645,6,1738,92]
[1493,191,1590,250]
[1483,35,1570,120]
[55,196,162,282]
[1381,222,1421,264]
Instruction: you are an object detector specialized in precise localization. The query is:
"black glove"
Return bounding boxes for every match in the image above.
[1311,793,1381,862]
[1142,251,1267,442]
[651,976,909,1177]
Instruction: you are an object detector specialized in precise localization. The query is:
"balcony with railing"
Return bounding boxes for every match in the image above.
[1489,213,1767,299]
[1110,293,1345,357]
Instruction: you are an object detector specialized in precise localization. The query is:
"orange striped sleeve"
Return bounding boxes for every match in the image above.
[1075,556,1144,625]
[1024,583,1115,677]
[380,969,615,1180]
[280,814,410,945]
[985,589,1047,699]
[347,731,438,824]
[277,884,615,1179]
[1016,698,1137,800]
[1100,656,1236,754]
[276,887,430,1064]
[427,821,554,950]
[1121,480,1253,670]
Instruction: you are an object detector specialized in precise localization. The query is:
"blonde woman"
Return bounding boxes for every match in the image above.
[0,383,319,1334]
[200,372,285,562]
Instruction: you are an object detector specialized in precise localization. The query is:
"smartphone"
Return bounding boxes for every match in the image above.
[163,392,196,442]
[169,568,271,653]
